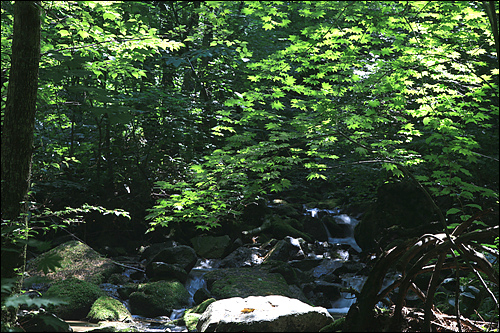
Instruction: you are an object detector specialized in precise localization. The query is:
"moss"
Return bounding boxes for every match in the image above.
[270,217,314,243]
[181,298,216,331]
[87,296,131,323]
[128,281,190,317]
[205,267,295,299]
[184,313,202,331]
[25,240,119,284]
[319,317,345,332]
[187,298,216,314]
[45,277,107,319]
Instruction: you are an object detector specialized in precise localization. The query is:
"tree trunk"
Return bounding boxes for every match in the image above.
[1,0,41,301]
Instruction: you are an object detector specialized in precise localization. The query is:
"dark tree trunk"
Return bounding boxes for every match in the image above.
[1,0,41,295]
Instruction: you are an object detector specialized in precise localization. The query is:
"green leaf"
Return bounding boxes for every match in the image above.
[37,253,63,275]
[446,208,461,216]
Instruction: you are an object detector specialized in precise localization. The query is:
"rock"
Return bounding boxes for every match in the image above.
[263,236,306,262]
[24,240,119,285]
[87,296,132,323]
[128,280,190,317]
[149,245,198,274]
[219,247,266,268]
[45,277,107,320]
[196,295,334,332]
[302,280,342,308]
[354,181,438,252]
[183,298,216,331]
[311,259,344,279]
[204,267,304,301]
[191,235,232,258]
[268,217,314,244]
[138,240,177,261]
[193,287,211,305]
[145,261,188,283]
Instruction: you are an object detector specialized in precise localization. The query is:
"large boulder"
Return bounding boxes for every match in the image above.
[24,240,119,286]
[196,295,334,332]
[354,181,440,252]
[45,277,107,319]
[203,267,308,302]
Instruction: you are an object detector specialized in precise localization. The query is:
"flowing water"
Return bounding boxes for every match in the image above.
[69,208,372,331]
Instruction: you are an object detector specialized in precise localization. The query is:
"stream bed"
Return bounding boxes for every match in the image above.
[70,206,376,332]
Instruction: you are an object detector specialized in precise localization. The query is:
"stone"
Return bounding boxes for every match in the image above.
[45,277,107,320]
[24,240,119,286]
[149,245,198,273]
[145,261,188,283]
[197,295,333,332]
[128,280,190,317]
[87,296,132,323]
[203,267,304,301]
[191,235,232,259]
[219,247,265,268]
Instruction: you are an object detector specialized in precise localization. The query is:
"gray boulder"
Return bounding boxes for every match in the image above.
[197,295,333,332]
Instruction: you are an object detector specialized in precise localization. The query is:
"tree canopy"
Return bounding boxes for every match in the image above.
[1,1,497,233]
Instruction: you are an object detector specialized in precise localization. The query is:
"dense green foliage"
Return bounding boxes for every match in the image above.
[1,0,498,328]
[1,1,497,231]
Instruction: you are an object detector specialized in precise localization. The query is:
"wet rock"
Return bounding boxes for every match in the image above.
[302,280,342,308]
[145,261,188,283]
[311,259,344,279]
[333,261,366,275]
[197,295,334,332]
[219,247,266,268]
[263,236,306,262]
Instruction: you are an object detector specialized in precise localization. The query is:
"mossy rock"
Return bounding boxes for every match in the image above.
[45,277,107,319]
[184,313,202,332]
[87,296,132,323]
[319,317,345,332]
[182,298,216,331]
[128,280,190,317]
[187,297,216,314]
[204,267,308,302]
[269,217,314,243]
[25,240,119,285]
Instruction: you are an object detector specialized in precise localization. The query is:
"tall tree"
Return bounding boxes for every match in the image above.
[1,0,41,296]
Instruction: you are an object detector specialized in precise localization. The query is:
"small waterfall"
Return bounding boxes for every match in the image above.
[304,206,362,253]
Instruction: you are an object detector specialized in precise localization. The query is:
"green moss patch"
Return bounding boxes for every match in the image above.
[25,240,119,285]
[87,296,132,323]
[128,281,190,317]
[45,277,107,319]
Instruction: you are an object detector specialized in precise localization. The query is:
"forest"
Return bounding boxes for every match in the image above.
[1,1,498,332]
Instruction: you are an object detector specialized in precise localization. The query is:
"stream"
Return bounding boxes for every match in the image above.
[71,206,378,332]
